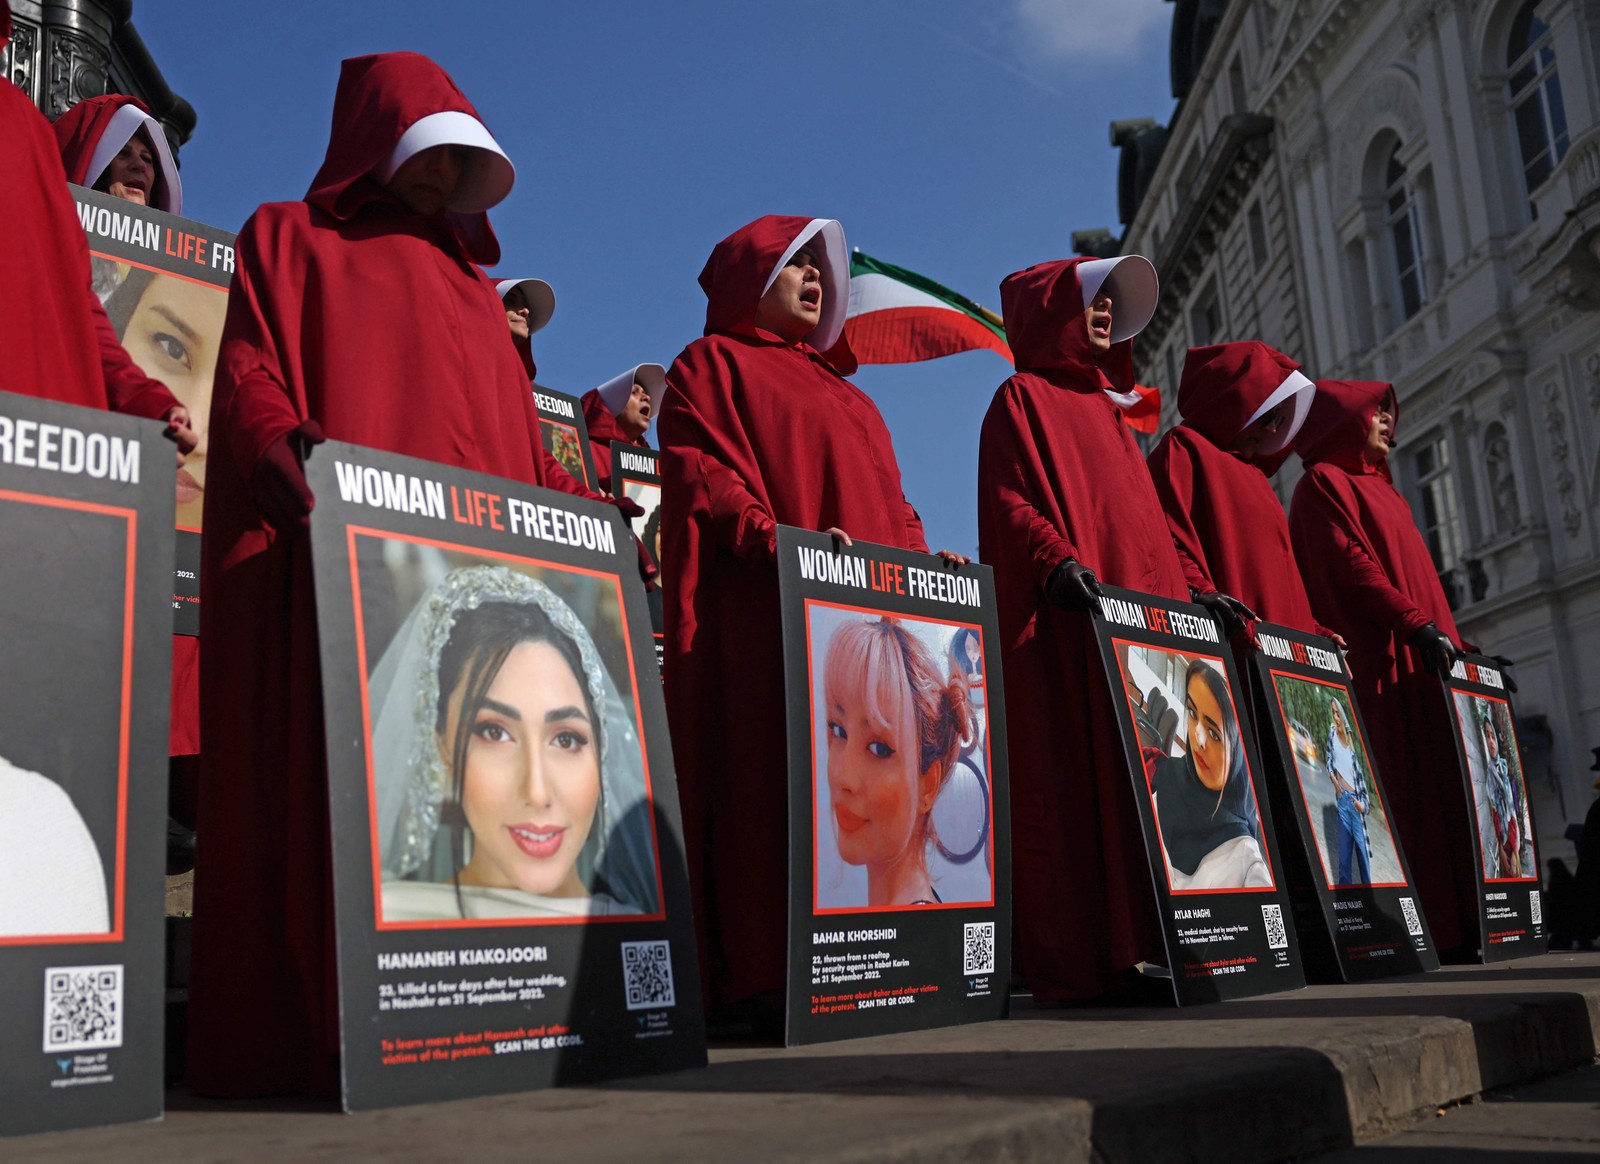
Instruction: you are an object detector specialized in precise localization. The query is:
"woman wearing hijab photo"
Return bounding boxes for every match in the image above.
[371,566,659,922]
[660,214,965,1020]
[188,51,609,1099]
[1460,699,1530,880]
[1325,697,1373,885]
[1138,656,1271,891]
[816,616,983,909]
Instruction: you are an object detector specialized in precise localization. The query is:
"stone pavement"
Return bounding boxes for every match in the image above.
[1312,1062,1600,1160]
[10,950,1599,1164]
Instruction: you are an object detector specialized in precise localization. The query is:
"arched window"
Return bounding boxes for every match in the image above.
[1385,144,1427,319]
[1507,0,1569,209]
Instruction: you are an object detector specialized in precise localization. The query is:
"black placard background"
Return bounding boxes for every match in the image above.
[1440,654,1547,961]
[0,393,174,1136]
[778,527,1011,1046]
[1091,585,1305,1005]
[307,442,704,1111]
[1246,621,1439,981]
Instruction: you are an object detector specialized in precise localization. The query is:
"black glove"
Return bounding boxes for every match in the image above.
[1046,558,1103,612]
[1409,623,1459,678]
[1490,654,1519,694]
[612,493,646,521]
[252,419,325,535]
[1191,589,1257,632]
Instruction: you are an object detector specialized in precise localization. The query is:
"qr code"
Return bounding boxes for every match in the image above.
[43,965,123,1053]
[1529,891,1543,926]
[621,940,675,1011]
[963,922,995,975]
[1261,904,1288,950]
[1399,896,1425,937]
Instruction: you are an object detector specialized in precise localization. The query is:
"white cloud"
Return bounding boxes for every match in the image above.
[1012,0,1170,62]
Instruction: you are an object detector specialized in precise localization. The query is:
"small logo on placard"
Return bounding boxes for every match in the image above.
[621,940,675,1011]
[42,965,123,1053]
[963,922,995,975]
[1261,905,1288,950]
[1399,896,1425,937]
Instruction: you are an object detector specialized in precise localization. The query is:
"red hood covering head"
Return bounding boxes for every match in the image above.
[1178,341,1315,472]
[53,94,183,214]
[305,52,514,264]
[1295,379,1397,476]
[697,213,857,372]
[999,256,1157,395]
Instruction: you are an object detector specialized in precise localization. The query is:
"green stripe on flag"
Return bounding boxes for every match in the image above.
[850,250,1007,339]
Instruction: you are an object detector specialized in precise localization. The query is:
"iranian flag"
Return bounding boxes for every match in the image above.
[845,250,1012,365]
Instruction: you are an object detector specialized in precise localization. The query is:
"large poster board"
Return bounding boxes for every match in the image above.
[1441,653,1546,961]
[307,442,704,1111]
[1092,586,1304,1004]
[71,184,235,636]
[777,528,1010,1045]
[1247,622,1438,980]
[0,393,174,1135]
[532,386,597,493]
[610,443,663,671]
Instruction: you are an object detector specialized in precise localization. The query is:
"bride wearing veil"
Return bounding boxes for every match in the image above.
[368,564,659,920]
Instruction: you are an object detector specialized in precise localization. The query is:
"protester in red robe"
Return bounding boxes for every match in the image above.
[1289,380,1480,950]
[0,33,106,408]
[583,363,665,492]
[660,214,961,1024]
[977,255,1188,1001]
[1148,341,1325,635]
[56,94,207,773]
[496,276,554,380]
[188,51,604,1098]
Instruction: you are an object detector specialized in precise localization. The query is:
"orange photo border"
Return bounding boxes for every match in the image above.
[804,597,997,916]
[1267,669,1408,890]
[0,488,135,946]
[345,524,669,930]
[1112,637,1277,896]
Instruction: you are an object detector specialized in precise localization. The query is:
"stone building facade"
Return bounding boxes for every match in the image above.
[1075,0,1600,855]
[3,0,192,155]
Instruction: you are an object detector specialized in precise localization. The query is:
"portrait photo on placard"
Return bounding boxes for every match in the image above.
[1452,692,1536,881]
[96,261,227,531]
[350,532,666,927]
[622,479,662,571]
[1269,673,1404,888]
[0,495,131,941]
[1113,641,1275,893]
[808,604,993,912]
[540,419,589,488]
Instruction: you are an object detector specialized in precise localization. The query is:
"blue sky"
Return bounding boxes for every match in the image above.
[136,0,1176,555]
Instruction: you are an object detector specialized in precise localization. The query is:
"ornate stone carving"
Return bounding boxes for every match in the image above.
[1333,69,1429,207]
[1586,352,1600,413]
[1483,422,1521,533]
[4,19,38,99]
[45,29,109,118]
[1543,382,1582,536]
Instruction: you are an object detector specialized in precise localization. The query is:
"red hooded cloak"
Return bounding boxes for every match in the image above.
[1147,341,1322,632]
[976,257,1187,1000]
[188,52,595,1098]
[1289,380,1477,949]
[0,73,107,410]
[660,214,928,1009]
[582,390,650,493]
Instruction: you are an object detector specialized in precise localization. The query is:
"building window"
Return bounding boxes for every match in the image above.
[1190,287,1222,347]
[1247,201,1268,268]
[1384,144,1427,319]
[1228,57,1247,113]
[1507,0,1569,210]
[1412,435,1465,584]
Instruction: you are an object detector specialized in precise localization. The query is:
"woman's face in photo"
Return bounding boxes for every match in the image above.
[1185,672,1231,792]
[121,276,226,528]
[1330,700,1350,743]
[447,640,601,898]
[1482,720,1500,761]
[825,664,929,870]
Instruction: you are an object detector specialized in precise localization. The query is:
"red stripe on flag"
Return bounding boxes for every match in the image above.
[844,306,1013,366]
[1122,384,1162,434]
